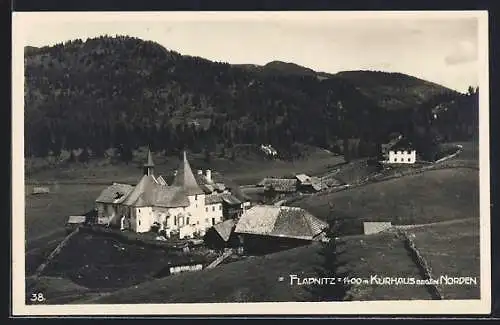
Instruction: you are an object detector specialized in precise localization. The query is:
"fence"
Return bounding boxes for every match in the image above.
[33,227,81,278]
[397,229,444,300]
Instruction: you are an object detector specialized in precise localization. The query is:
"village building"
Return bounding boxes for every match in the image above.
[382,134,417,164]
[203,219,239,250]
[95,150,249,239]
[232,205,328,254]
[294,173,326,192]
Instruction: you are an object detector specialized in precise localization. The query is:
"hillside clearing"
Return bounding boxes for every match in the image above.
[82,231,433,304]
[405,218,480,299]
[293,168,479,235]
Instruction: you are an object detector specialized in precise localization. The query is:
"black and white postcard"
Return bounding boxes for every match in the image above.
[11,11,491,316]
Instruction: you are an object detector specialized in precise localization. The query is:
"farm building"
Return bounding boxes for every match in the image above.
[65,215,86,232]
[32,186,50,195]
[257,178,297,193]
[363,222,393,235]
[203,219,239,250]
[294,174,326,192]
[233,205,328,254]
[95,150,249,239]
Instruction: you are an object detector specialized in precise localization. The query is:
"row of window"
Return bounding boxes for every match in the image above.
[391,157,414,162]
[206,205,222,212]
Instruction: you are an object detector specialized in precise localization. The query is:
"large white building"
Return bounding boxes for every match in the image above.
[95,150,248,239]
[382,134,417,164]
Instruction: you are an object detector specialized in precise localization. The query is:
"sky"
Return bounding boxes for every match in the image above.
[18,12,484,92]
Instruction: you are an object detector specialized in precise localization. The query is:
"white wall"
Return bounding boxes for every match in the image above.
[205,203,224,227]
[135,207,153,233]
[185,194,207,233]
[388,150,416,164]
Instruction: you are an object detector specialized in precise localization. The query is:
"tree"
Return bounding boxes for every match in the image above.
[343,138,351,163]
[308,212,351,301]
[204,147,211,164]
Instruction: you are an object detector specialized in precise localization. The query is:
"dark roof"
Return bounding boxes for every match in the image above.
[213,219,236,242]
[389,138,415,151]
[258,178,297,193]
[205,193,242,205]
[96,183,134,204]
[235,205,328,240]
[171,151,204,195]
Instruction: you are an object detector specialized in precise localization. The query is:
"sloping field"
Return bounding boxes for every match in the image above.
[294,168,479,235]
[25,276,100,304]
[83,231,432,304]
[38,231,213,291]
[404,218,480,299]
[25,184,104,247]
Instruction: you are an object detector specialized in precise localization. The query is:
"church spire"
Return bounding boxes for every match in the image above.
[171,150,203,195]
[143,148,155,176]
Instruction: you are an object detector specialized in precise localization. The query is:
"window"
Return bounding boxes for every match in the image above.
[174,216,177,226]
[212,218,215,225]
[219,205,222,210]
[205,207,208,212]
[212,206,215,212]
[195,195,198,200]
[138,220,141,226]
[186,217,190,225]
[408,158,411,162]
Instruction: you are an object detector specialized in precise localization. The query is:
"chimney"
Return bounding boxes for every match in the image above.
[197,170,203,175]
[205,169,212,182]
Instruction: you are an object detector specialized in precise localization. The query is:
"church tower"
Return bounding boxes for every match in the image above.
[143,149,155,176]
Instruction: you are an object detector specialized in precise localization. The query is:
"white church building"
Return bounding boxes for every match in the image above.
[95,150,248,239]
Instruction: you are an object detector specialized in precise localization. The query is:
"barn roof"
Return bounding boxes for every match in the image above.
[295,174,311,184]
[95,183,135,204]
[234,205,328,240]
[67,215,86,224]
[257,178,297,193]
[205,193,242,205]
[171,151,204,196]
[213,219,236,242]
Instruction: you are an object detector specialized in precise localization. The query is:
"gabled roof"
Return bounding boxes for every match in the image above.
[152,186,190,208]
[121,174,157,207]
[205,193,242,205]
[171,151,204,196]
[95,183,135,204]
[295,174,311,184]
[258,178,297,193]
[67,215,86,224]
[156,175,167,186]
[213,219,236,242]
[234,205,328,240]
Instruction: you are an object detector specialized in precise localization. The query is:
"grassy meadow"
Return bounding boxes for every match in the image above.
[293,167,479,234]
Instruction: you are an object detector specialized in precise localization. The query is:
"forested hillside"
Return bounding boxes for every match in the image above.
[24,35,477,162]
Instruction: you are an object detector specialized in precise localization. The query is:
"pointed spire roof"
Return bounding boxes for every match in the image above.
[144,148,155,167]
[171,151,204,195]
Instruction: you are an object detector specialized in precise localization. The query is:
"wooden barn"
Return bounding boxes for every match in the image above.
[234,205,328,255]
[203,219,239,250]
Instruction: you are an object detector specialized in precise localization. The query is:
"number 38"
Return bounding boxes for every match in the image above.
[30,293,45,302]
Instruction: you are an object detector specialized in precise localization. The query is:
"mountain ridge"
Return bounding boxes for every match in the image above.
[23,35,473,160]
